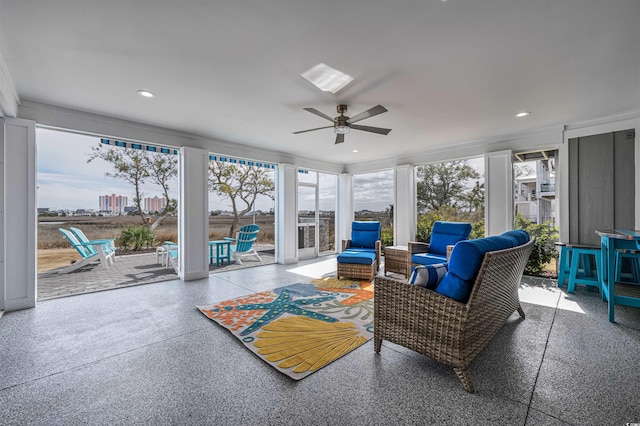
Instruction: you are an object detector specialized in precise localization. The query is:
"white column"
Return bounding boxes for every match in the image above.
[2,118,36,311]
[336,173,353,252]
[276,164,297,264]
[394,165,416,246]
[178,147,209,281]
[485,150,513,236]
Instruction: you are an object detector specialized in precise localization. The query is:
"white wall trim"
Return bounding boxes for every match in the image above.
[346,126,563,175]
[0,51,19,118]
[178,147,209,281]
[18,100,343,174]
[393,165,415,246]
[276,164,298,264]
[485,150,513,236]
[2,117,36,311]
[336,174,353,252]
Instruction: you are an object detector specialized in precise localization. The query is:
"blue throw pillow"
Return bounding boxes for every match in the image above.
[435,272,472,303]
[408,264,448,289]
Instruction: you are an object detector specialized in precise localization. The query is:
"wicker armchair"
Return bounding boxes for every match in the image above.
[374,238,534,393]
[338,221,382,281]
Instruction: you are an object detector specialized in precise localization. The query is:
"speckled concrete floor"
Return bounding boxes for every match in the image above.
[1,256,639,425]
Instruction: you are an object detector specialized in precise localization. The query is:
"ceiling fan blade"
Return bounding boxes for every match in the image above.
[347,104,388,124]
[293,125,334,134]
[303,107,335,122]
[335,133,345,144]
[350,124,392,135]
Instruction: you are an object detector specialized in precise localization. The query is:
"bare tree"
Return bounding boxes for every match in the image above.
[209,161,275,236]
[88,144,177,229]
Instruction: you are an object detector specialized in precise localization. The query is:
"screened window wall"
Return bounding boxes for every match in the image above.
[297,169,337,258]
[208,154,276,266]
[415,157,485,242]
[353,169,394,248]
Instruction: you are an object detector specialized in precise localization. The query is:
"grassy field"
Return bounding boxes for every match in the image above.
[38,214,275,272]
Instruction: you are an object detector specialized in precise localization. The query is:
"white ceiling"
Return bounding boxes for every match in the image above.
[0,0,639,167]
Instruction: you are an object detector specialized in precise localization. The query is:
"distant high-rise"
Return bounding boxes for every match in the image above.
[99,194,128,214]
[144,196,167,213]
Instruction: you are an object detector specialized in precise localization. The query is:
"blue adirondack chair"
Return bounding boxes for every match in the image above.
[58,228,112,273]
[225,224,261,264]
[69,227,116,266]
[162,241,179,272]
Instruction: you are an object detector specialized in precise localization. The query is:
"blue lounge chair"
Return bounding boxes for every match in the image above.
[225,224,261,264]
[58,228,113,273]
[69,227,116,266]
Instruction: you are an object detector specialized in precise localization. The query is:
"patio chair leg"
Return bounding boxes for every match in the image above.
[517,305,525,318]
[453,367,475,393]
[374,336,382,353]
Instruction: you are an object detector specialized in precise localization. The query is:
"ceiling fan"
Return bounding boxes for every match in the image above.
[293,104,391,144]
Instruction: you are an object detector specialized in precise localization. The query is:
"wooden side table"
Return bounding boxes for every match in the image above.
[384,245,409,277]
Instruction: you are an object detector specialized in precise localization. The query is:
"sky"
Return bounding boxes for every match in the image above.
[37,128,276,212]
[36,128,484,213]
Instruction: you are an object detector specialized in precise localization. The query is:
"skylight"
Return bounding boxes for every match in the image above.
[301,63,353,94]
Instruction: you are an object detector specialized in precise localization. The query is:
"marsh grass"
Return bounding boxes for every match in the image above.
[38,214,275,272]
[39,214,275,249]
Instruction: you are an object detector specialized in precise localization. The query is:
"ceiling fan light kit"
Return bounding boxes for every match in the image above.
[294,104,391,144]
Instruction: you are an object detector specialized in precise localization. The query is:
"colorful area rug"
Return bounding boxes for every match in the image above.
[197,277,373,380]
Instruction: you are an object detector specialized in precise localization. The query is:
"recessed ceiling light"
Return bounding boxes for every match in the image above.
[137,90,156,98]
[301,63,353,94]
[352,149,359,153]
[515,111,531,118]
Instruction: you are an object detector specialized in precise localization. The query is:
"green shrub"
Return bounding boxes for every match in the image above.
[116,226,155,251]
[416,207,484,242]
[416,211,444,242]
[381,226,394,249]
[514,212,559,274]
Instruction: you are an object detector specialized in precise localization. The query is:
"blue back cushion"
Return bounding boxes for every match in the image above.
[501,230,530,245]
[447,236,517,281]
[350,221,381,249]
[436,235,517,303]
[429,221,472,255]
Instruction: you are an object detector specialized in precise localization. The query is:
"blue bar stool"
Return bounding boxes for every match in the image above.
[567,244,601,293]
[615,250,640,283]
[555,242,569,288]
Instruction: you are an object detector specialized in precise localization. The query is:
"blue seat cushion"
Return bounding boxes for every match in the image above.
[409,264,448,289]
[350,221,381,249]
[412,253,447,266]
[337,250,376,265]
[429,222,472,255]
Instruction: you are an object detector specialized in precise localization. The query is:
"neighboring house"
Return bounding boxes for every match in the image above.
[515,158,556,225]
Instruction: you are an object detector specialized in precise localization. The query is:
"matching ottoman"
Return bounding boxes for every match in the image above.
[337,250,377,281]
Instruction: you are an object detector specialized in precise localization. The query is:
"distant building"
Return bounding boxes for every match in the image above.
[144,196,166,213]
[99,194,128,214]
[515,159,556,225]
